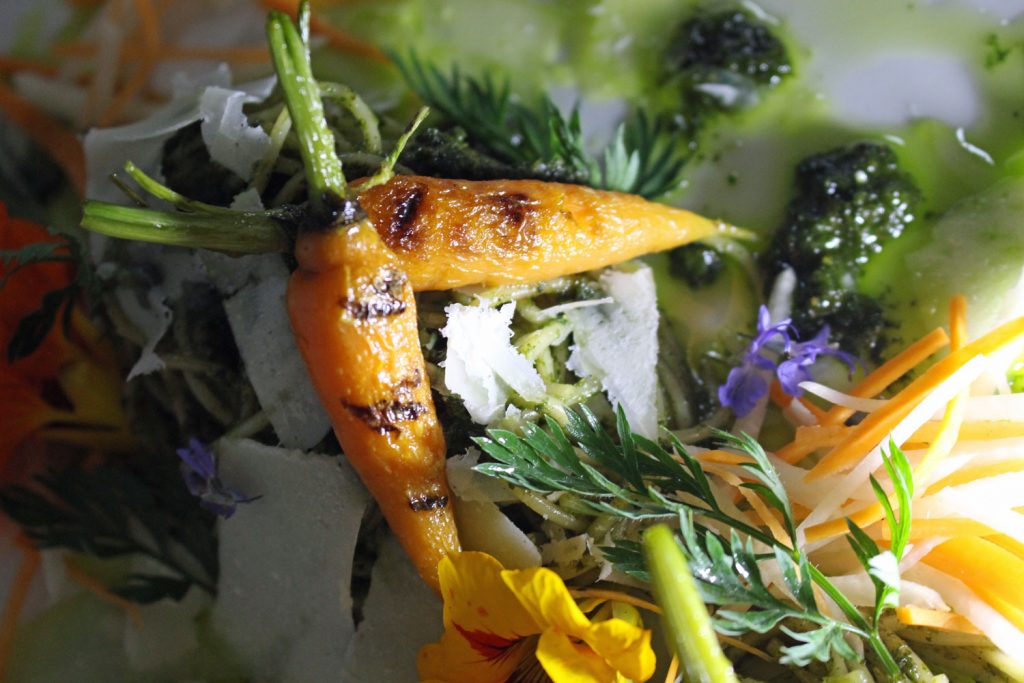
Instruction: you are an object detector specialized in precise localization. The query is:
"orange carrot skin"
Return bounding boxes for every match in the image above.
[288,220,460,591]
[359,176,728,290]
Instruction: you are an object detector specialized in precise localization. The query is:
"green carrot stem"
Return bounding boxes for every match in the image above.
[266,4,346,209]
[81,201,290,254]
[643,524,739,683]
[123,162,237,215]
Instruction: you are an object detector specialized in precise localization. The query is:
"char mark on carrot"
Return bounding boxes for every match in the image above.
[489,192,536,229]
[343,267,409,320]
[408,494,450,512]
[384,183,426,250]
[343,398,428,434]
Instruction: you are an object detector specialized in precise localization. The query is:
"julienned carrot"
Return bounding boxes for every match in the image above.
[260,0,389,63]
[288,220,460,590]
[0,83,85,196]
[358,175,736,290]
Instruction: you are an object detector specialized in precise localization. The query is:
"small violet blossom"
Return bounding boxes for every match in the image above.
[719,306,857,417]
[176,438,258,518]
[776,325,858,396]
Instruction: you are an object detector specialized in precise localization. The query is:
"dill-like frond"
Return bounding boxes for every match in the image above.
[393,52,689,199]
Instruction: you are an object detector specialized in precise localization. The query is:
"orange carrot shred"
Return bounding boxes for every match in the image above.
[0,54,59,76]
[819,327,949,428]
[912,295,968,486]
[896,606,982,634]
[808,298,970,541]
[162,46,271,64]
[769,381,828,421]
[0,83,85,195]
[55,41,270,65]
[261,0,390,63]
[98,59,154,127]
[806,315,1024,481]
[0,541,41,680]
[664,656,679,683]
[569,588,663,615]
[132,0,162,57]
[64,560,143,628]
[775,424,847,465]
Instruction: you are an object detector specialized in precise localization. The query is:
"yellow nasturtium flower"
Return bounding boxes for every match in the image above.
[418,552,656,683]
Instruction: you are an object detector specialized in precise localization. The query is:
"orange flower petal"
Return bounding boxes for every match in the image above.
[0,374,67,465]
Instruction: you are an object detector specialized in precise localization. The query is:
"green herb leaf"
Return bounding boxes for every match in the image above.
[7,286,73,363]
[473,409,901,671]
[394,52,688,198]
[846,439,914,633]
[0,241,69,289]
[113,574,194,604]
[0,457,218,600]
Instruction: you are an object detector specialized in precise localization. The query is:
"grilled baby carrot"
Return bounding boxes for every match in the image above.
[359,175,735,290]
[288,218,460,591]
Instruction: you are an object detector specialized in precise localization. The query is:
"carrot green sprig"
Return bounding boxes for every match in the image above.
[474,410,911,678]
[643,524,738,683]
[267,3,346,209]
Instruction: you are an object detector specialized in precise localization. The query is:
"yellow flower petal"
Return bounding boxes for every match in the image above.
[501,567,592,634]
[417,629,530,683]
[583,617,656,682]
[503,566,657,682]
[439,552,540,637]
[535,628,618,683]
[419,552,544,683]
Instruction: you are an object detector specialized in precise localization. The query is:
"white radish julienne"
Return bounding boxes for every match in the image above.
[798,380,889,413]
[958,392,1024,422]
[906,564,1024,657]
[796,354,989,543]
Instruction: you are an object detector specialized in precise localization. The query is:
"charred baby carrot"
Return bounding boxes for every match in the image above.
[359,175,737,290]
[289,219,459,590]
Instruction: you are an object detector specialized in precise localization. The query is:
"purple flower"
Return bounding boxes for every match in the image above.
[718,356,773,417]
[776,325,859,396]
[718,306,793,417]
[176,438,258,518]
[718,308,860,417]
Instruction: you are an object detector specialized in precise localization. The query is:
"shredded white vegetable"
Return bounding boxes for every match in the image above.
[907,564,1024,657]
[798,380,888,413]
[798,354,989,541]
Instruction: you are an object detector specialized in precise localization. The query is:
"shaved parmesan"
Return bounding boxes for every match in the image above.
[455,499,541,569]
[213,439,370,682]
[446,449,516,503]
[441,302,546,424]
[342,535,442,682]
[83,65,274,204]
[115,287,172,380]
[567,266,660,439]
[213,253,331,449]
[200,85,272,180]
